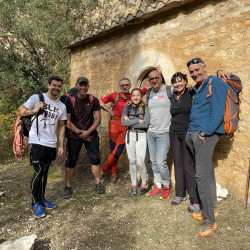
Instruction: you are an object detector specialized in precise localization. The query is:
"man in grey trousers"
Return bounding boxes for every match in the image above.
[185,58,228,238]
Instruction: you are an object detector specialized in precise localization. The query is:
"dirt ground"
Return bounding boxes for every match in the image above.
[0,157,249,250]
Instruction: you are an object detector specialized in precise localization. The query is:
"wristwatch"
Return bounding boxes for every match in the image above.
[200,132,206,137]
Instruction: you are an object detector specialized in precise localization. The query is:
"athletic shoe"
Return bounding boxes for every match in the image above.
[198,219,217,238]
[147,185,162,197]
[171,196,188,205]
[39,198,56,210]
[188,203,201,213]
[130,187,137,197]
[95,182,105,194]
[159,186,171,200]
[137,186,147,195]
[63,186,73,199]
[191,209,218,221]
[110,174,117,184]
[31,203,46,219]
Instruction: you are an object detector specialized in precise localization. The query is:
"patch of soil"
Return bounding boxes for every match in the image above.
[0,157,249,250]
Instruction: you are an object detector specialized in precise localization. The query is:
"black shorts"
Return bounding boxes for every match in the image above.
[29,144,57,165]
[65,135,100,168]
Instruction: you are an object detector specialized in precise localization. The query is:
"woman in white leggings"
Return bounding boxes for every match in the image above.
[121,88,149,196]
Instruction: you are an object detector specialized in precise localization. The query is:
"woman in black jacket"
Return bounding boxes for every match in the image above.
[169,72,200,213]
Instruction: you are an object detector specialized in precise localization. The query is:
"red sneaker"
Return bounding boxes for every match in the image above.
[146,185,162,197]
[159,186,171,200]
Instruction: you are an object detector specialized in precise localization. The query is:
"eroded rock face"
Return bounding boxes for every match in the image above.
[0,235,37,250]
[69,0,250,200]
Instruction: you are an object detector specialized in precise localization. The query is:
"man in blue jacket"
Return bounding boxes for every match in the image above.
[185,58,228,238]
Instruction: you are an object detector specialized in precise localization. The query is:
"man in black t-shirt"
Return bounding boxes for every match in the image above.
[63,76,105,198]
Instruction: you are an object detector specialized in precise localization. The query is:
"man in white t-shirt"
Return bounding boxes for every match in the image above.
[18,76,67,219]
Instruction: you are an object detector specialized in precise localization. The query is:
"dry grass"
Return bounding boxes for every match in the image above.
[0,157,249,250]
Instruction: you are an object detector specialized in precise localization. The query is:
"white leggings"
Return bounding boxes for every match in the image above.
[125,131,147,186]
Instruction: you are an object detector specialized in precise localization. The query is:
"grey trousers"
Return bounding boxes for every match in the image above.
[186,131,219,222]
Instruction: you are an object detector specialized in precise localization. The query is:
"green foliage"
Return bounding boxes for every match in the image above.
[0,111,17,162]
[0,0,109,113]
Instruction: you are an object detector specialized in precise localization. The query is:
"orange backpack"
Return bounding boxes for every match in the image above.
[207,74,242,138]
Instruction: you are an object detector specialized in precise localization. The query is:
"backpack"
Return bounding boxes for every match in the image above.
[207,74,242,137]
[13,94,45,160]
[60,88,94,137]
[60,88,94,109]
[146,85,172,103]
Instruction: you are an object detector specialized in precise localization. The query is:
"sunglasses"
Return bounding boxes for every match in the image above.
[187,58,204,67]
[149,77,160,82]
[120,84,131,87]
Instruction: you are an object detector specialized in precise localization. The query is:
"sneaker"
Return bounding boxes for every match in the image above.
[31,203,46,219]
[63,186,73,199]
[95,182,105,194]
[191,209,218,221]
[130,187,137,197]
[171,196,187,205]
[110,174,117,184]
[159,186,171,200]
[147,185,162,197]
[39,198,56,210]
[137,186,147,195]
[188,203,201,213]
[198,219,217,238]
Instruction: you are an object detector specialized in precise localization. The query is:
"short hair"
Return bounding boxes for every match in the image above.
[48,76,63,85]
[119,78,131,85]
[147,68,166,85]
[171,72,188,84]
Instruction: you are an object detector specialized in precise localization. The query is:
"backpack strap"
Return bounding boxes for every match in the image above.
[206,78,213,98]
[113,92,120,107]
[146,88,152,103]
[70,96,76,109]
[34,94,45,136]
[127,104,133,117]
[89,94,94,108]
[165,85,172,99]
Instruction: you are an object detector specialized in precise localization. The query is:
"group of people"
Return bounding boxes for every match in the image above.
[18,57,229,238]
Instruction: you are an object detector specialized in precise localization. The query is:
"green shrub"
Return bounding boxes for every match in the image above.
[0,111,20,163]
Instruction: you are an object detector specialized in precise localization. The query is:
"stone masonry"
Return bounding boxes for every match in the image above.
[67,0,250,201]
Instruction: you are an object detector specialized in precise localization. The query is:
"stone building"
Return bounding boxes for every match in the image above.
[66,0,250,201]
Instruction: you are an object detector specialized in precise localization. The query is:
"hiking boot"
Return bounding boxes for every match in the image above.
[188,203,201,213]
[159,186,171,200]
[191,209,218,221]
[63,186,73,199]
[110,174,117,184]
[198,219,217,238]
[31,203,46,219]
[95,182,105,194]
[171,196,187,205]
[137,186,147,195]
[39,198,56,210]
[147,185,162,197]
[130,187,137,197]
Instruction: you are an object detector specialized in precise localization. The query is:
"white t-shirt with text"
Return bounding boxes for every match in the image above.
[24,93,67,148]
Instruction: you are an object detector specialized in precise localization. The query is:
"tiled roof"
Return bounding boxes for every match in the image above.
[66,0,193,49]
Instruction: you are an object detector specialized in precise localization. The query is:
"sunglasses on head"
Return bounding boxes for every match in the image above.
[187,58,204,67]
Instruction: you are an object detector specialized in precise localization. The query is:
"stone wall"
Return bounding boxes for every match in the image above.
[69,0,250,201]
